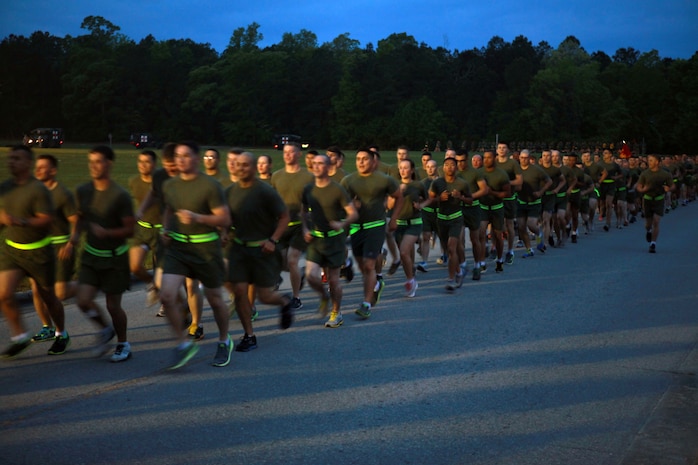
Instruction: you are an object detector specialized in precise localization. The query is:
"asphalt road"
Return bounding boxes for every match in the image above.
[1,206,697,465]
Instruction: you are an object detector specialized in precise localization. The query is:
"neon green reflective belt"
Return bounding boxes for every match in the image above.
[50,234,71,245]
[169,231,219,243]
[602,179,615,183]
[287,221,302,227]
[137,220,162,229]
[503,195,516,201]
[437,211,463,221]
[617,187,627,192]
[643,194,665,201]
[570,188,581,194]
[466,200,480,207]
[349,220,386,235]
[517,198,542,205]
[311,229,345,238]
[6,236,52,250]
[422,206,435,213]
[480,203,503,211]
[396,218,423,226]
[85,243,129,257]
[233,237,267,247]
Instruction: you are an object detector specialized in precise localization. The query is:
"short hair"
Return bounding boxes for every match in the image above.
[421,151,432,158]
[257,154,272,164]
[162,142,177,162]
[326,145,343,156]
[443,156,457,165]
[455,148,468,157]
[91,145,115,161]
[37,153,58,168]
[397,145,410,151]
[306,150,319,156]
[228,147,245,156]
[357,147,377,160]
[140,150,157,162]
[177,140,200,155]
[12,144,34,160]
[204,147,220,158]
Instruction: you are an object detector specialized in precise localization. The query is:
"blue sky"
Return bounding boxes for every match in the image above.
[1,0,696,58]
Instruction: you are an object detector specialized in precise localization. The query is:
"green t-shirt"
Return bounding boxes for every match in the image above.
[302,181,351,231]
[584,162,604,183]
[429,177,469,216]
[129,175,160,224]
[226,180,287,241]
[75,181,134,250]
[48,182,77,237]
[340,171,399,223]
[0,177,53,243]
[271,168,314,222]
[397,180,428,220]
[163,174,224,237]
[519,165,551,202]
[638,168,673,198]
[480,167,510,207]
[495,157,522,181]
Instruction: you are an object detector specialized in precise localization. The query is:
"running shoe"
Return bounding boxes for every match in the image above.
[169,343,199,370]
[445,280,456,293]
[110,343,132,363]
[536,242,546,253]
[188,325,204,341]
[649,243,656,254]
[505,251,514,265]
[342,258,355,282]
[548,236,555,247]
[318,293,331,317]
[47,333,70,355]
[145,283,159,307]
[290,297,303,310]
[1,337,32,359]
[250,306,259,322]
[280,297,294,329]
[522,249,534,258]
[355,303,372,319]
[472,267,481,281]
[480,263,487,273]
[571,234,578,243]
[325,311,344,328]
[372,277,386,305]
[211,335,233,367]
[93,327,116,357]
[416,261,428,272]
[603,224,609,231]
[387,261,401,276]
[495,261,504,273]
[156,305,166,317]
[455,272,464,288]
[405,280,418,298]
[32,326,56,342]
[235,334,258,352]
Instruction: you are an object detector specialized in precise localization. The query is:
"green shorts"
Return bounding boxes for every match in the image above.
[395,222,421,245]
[130,222,160,251]
[503,197,517,220]
[79,250,130,294]
[162,241,225,289]
[0,241,55,288]
[599,182,616,201]
[421,209,438,234]
[580,196,591,215]
[614,187,627,202]
[55,252,76,283]
[462,205,481,231]
[542,193,556,213]
[227,243,282,287]
[480,205,505,232]
[642,198,665,218]
[279,223,308,252]
[568,191,581,209]
[350,225,384,259]
[516,201,542,219]
[306,233,346,269]
[554,193,568,211]
[437,217,463,245]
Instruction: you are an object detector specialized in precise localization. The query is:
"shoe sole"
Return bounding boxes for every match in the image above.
[325,319,344,328]
[111,352,132,363]
[406,282,418,297]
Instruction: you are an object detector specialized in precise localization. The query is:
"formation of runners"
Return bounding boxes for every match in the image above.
[0,142,694,369]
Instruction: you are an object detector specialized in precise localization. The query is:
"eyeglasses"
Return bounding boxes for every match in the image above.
[203,155,216,160]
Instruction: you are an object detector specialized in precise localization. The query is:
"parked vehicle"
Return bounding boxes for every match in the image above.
[272,134,310,150]
[129,132,162,149]
[23,128,64,148]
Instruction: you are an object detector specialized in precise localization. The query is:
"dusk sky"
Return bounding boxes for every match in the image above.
[1,0,696,59]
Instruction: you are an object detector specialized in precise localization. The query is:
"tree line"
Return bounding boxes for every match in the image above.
[1,16,696,153]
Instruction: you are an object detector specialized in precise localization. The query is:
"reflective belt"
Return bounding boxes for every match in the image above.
[570,188,580,194]
[437,211,463,221]
[503,195,516,201]
[137,220,162,229]
[396,218,423,226]
[349,220,386,235]
[6,236,51,250]
[602,179,615,183]
[556,192,567,198]
[50,234,71,245]
[168,231,219,243]
[545,191,555,195]
[517,198,542,205]
[466,200,480,207]
[480,203,504,211]
[85,243,129,257]
[617,187,627,192]
[233,237,267,247]
[643,194,665,201]
[287,220,302,227]
[422,206,435,213]
[311,229,345,238]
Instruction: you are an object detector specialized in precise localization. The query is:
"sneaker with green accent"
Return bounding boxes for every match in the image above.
[355,303,371,319]
[250,306,259,322]
[505,251,514,265]
[325,311,343,328]
[48,333,71,355]
[372,278,385,305]
[32,326,56,342]
[169,342,199,370]
[211,335,233,367]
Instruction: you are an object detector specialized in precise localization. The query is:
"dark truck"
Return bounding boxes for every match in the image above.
[23,128,64,148]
